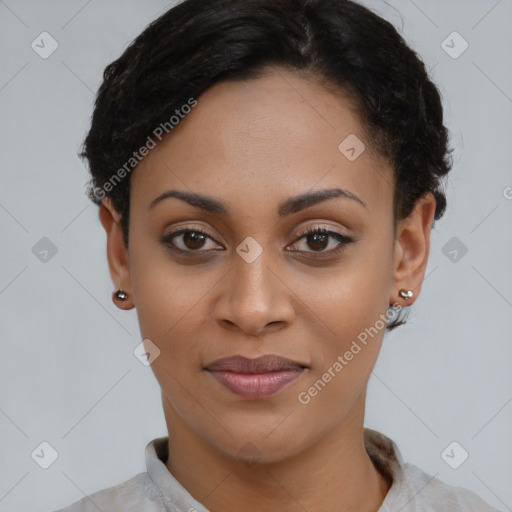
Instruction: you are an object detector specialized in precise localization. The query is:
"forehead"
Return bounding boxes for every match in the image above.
[130,67,393,218]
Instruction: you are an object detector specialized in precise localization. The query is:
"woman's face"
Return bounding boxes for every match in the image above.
[103,67,433,463]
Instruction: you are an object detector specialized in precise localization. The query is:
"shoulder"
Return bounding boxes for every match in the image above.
[400,462,502,512]
[363,428,501,512]
[53,472,166,512]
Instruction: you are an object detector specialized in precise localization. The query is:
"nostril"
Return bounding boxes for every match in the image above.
[221,319,236,328]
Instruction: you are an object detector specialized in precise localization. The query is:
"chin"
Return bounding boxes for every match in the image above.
[204,420,317,466]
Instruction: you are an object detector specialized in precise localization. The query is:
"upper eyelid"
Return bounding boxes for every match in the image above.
[165,224,345,238]
[293,224,346,237]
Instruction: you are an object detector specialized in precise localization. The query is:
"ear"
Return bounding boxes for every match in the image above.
[390,192,436,307]
[98,197,134,310]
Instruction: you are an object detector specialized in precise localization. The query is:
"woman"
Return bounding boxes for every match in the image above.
[56,0,500,510]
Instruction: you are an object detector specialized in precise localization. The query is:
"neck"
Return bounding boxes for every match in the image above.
[162,391,391,512]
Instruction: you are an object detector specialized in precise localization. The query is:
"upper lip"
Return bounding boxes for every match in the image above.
[205,355,307,374]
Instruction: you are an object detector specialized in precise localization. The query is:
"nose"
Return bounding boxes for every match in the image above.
[212,250,296,337]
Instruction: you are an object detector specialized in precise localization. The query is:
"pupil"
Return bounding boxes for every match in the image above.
[184,232,206,249]
[308,233,328,251]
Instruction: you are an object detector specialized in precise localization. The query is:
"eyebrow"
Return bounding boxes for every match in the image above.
[148,187,367,217]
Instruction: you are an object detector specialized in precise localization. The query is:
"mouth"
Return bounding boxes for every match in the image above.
[204,355,308,400]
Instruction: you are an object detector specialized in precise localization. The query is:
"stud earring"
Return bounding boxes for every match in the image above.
[112,289,129,302]
[399,289,414,300]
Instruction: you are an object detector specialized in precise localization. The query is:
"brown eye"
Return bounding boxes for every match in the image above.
[305,230,329,251]
[162,228,224,254]
[182,231,207,250]
[288,227,354,257]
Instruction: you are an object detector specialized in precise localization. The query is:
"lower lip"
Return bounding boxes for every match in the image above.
[207,369,305,399]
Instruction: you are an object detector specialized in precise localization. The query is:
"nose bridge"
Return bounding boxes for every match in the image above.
[214,241,293,333]
[231,230,273,286]
[231,245,275,309]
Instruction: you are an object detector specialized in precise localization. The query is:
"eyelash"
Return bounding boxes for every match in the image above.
[161,226,355,259]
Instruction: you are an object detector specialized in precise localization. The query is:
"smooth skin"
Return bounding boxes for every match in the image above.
[99,66,436,512]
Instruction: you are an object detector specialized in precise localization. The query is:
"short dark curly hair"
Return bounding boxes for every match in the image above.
[81,0,453,330]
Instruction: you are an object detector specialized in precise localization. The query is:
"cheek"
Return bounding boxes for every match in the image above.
[300,234,393,397]
[129,235,208,340]
[306,289,387,401]
[295,288,389,436]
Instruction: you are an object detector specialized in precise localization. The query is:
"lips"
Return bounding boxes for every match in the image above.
[205,355,307,399]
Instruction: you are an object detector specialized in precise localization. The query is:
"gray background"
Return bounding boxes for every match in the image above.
[1,0,511,510]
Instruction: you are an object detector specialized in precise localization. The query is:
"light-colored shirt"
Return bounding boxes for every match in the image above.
[55,428,501,511]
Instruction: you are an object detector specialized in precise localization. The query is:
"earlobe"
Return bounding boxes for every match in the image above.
[390,192,436,307]
[112,288,134,310]
[98,198,135,310]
